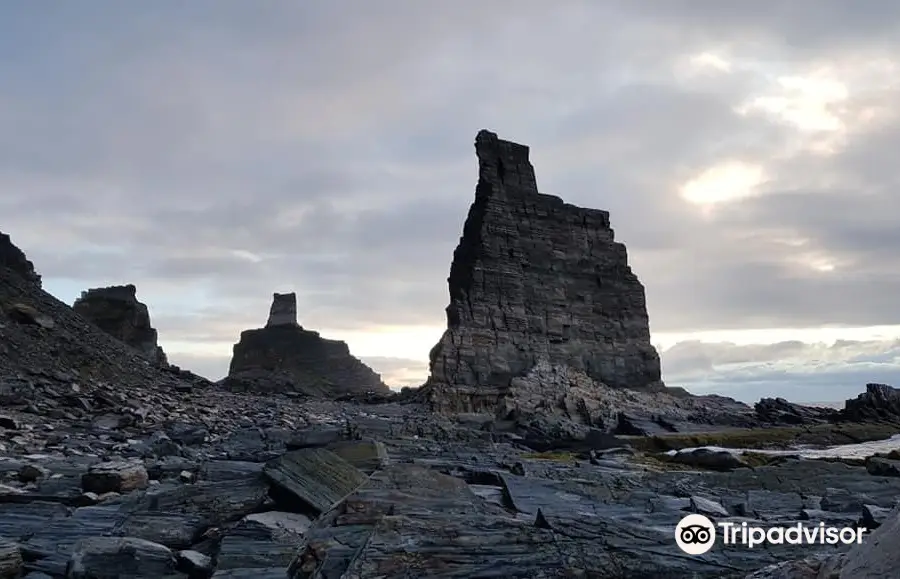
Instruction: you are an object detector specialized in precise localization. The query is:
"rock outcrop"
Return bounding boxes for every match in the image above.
[0,231,40,287]
[73,285,168,366]
[423,130,663,413]
[223,292,389,398]
[841,383,900,422]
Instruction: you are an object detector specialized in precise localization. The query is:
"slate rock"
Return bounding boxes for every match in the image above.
[670,448,749,471]
[18,464,50,483]
[216,512,312,571]
[113,512,206,549]
[866,457,900,477]
[861,504,892,529]
[0,538,23,578]
[82,461,149,494]
[744,554,846,579]
[176,550,212,577]
[198,461,264,483]
[165,422,208,446]
[285,427,345,450]
[325,439,388,474]
[838,505,900,577]
[690,495,729,517]
[66,537,178,578]
[263,448,368,515]
[120,478,269,528]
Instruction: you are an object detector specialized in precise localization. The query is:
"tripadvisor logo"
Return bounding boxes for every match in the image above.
[675,514,868,554]
[675,514,716,555]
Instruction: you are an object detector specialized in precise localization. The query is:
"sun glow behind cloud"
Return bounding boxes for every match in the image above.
[679,160,767,206]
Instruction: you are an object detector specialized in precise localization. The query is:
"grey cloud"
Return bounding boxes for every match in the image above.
[615,0,900,52]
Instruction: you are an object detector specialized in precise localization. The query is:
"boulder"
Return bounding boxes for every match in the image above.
[866,457,900,477]
[81,461,149,494]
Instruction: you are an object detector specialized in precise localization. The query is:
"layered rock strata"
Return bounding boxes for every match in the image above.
[424,130,663,412]
[224,292,389,397]
[73,285,168,366]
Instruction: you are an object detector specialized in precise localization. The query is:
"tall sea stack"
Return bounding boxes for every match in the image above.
[424,130,663,411]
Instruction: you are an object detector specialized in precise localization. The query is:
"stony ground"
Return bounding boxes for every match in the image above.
[2,386,900,578]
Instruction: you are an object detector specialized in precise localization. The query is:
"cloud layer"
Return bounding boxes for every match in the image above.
[4,2,900,403]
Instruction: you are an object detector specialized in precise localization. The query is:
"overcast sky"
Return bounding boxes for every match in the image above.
[4,1,900,404]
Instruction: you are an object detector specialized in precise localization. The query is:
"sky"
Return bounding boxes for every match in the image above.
[4,1,900,404]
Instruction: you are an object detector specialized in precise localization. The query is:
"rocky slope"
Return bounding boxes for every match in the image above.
[0,234,199,402]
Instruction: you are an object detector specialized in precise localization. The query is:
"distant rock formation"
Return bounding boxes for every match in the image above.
[73,285,168,367]
[0,231,41,287]
[223,292,389,398]
[841,383,900,422]
[423,130,663,413]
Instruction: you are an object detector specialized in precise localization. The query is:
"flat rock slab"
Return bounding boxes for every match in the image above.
[20,506,125,576]
[263,448,368,515]
[113,512,207,550]
[216,511,312,571]
[0,501,72,540]
[325,439,388,474]
[343,513,564,578]
[120,478,269,527]
[66,536,178,578]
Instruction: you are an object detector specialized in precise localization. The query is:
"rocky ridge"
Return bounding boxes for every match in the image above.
[73,285,168,367]
[222,292,389,398]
